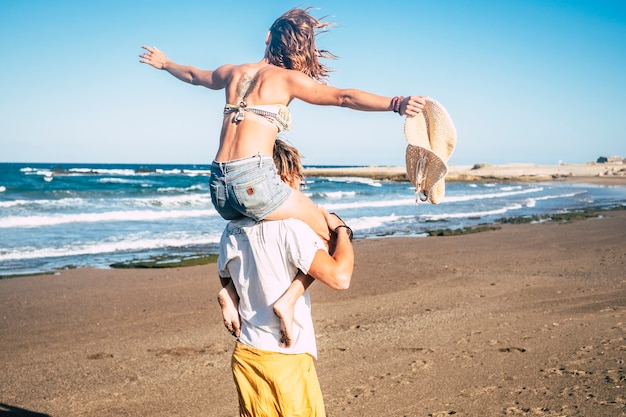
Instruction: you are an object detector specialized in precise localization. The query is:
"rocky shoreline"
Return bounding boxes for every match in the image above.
[303,162,626,183]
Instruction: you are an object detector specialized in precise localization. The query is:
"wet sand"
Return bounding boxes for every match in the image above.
[1,206,625,416]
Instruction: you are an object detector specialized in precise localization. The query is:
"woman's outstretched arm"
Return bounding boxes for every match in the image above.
[287,70,426,116]
[139,45,229,90]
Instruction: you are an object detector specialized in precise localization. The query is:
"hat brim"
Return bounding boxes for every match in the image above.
[405,144,448,204]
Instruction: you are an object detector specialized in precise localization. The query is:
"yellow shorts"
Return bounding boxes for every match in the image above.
[232,342,326,417]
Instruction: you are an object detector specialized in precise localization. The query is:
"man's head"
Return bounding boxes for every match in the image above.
[273,139,304,190]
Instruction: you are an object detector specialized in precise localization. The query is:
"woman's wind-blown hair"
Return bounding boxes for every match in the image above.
[266,7,337,82]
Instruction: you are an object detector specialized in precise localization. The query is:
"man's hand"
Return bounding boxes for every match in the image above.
[320,209,352,255]
[322,209,346,231]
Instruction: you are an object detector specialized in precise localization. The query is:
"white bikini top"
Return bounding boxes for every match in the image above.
[224,101,293,132]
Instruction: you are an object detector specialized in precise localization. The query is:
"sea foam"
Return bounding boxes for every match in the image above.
[0,209,218,228]
[0,233,222,262]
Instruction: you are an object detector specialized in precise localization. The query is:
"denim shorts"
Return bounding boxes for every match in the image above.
[210,155,292,221]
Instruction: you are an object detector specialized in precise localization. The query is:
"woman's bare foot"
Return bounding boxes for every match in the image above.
[273,298,295,348]
[273,272,315,348]
[217,284,240,337]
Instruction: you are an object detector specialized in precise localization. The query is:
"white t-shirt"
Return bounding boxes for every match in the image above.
[218,217,327,358]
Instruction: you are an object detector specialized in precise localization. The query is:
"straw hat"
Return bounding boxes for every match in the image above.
[404,98,457,204]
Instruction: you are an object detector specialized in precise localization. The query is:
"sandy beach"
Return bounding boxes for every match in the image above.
[1,211,624,415]
[1,164,625,416]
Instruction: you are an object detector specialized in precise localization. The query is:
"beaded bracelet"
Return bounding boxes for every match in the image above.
[391,96,405,115]
[334,224,354,242]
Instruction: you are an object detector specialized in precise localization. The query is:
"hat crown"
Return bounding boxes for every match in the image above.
[404,98,457,161]
[404,98,457,204]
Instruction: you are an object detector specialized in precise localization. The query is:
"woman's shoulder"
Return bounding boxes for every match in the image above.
[217,62,264,73]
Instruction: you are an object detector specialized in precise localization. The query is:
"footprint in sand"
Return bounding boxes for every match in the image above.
[504,406,562,415]
[410,359,430,371]
[86,352,114,359]
[498,346,527,353]
[149,343,229,357]
[345,385,375,400]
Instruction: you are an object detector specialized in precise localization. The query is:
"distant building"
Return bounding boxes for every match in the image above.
[596,156,624,163]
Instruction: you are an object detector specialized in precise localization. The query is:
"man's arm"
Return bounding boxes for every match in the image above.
[274,210,352,348]
[306,210,354,290]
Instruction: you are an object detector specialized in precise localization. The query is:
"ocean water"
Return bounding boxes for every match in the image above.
[1,162,625,276]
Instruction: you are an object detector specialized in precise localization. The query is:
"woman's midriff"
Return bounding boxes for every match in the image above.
[214,115,280,162]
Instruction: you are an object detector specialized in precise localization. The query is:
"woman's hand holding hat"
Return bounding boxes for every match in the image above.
[402,95,427,117]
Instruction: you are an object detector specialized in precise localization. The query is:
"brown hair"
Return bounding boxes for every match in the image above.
[266,7,336,82]
[273,139,304,187]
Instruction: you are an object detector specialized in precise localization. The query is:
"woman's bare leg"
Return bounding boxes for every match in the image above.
[266,190,329,347]
[264,189,330,241]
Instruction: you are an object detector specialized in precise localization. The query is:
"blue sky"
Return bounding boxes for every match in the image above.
[1,0,624,166]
